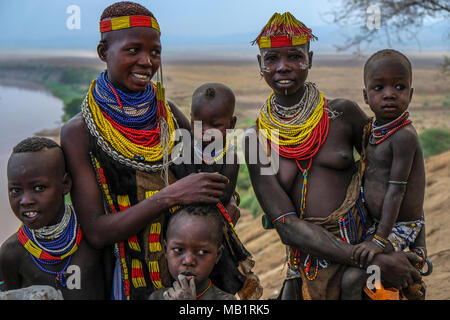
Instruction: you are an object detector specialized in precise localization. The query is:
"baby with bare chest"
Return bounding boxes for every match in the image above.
[341,49,428,300]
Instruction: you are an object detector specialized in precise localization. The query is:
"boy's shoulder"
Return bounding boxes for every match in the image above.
[390,123,420,148]
[207,284,237,300]
[0,233,24,263]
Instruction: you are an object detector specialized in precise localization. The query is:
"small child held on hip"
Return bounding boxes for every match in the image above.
[341,49,428,300]
[0,137,106,299]
[171,83,239,214]
[148,204,236,300]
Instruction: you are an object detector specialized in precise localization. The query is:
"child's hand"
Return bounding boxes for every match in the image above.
[352,241,384,267]
[163,274,196,300]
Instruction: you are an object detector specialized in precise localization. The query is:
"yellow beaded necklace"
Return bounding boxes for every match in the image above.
[257,90,325,146]
[87,80,176,163]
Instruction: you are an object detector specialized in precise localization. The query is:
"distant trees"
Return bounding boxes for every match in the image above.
[327,0,450,52]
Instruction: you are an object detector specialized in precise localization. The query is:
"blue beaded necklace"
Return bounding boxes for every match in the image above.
[21,205,80,287]
[92,71,158,130]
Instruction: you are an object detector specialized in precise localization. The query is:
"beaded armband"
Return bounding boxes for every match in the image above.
[272,212,297,224]
[372,234,388,249]
[388,180,408,185]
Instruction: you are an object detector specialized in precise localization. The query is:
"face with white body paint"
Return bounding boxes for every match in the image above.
[257,43,313,104]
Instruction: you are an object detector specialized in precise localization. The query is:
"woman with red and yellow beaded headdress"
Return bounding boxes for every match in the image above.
[60,1,257,300]
[244,12,422,300]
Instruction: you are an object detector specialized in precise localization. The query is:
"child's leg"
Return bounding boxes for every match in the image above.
[341,267,368,300]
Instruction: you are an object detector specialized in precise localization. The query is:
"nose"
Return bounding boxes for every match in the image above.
[182,252,196,267]
[276,56,292,73]
[383,86,396,99]
[137,52,152,67]
[19,191,35,207]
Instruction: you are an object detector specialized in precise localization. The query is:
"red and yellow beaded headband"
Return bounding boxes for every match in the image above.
[252,12,317,49]
[100,15,160,34]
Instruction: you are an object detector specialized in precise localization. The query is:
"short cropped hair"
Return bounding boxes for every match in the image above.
[364,49,412,85]
[12,136,60,154]
[100,1,154,20]
[191,83,236,115]
[165,204,225,246]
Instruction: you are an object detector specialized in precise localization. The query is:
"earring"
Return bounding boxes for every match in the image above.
[259,71,264,78]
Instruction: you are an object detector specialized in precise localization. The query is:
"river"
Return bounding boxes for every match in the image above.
[0,83,63,244]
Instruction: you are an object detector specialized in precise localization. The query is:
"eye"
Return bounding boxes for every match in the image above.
[395,84,406,90]
[150,49,161,57]
[128,48,137,54]
[197,249,210,256]
[172,247,184,254]
[34,185,46,192]
[373,85,382,91]
[9,187,20,194]
[264,54,278,62]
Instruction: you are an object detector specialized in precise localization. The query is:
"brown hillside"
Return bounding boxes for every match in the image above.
[236,150,450,300]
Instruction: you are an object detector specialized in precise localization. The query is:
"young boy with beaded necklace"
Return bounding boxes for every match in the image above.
[340,49,428,300]
[60,1,241,300]
[0,137,106,299]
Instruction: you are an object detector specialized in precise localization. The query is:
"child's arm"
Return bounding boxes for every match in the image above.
[354,128,419,267]
[0,237,22,291]
[219,149,239,206]
[375,129,418,239]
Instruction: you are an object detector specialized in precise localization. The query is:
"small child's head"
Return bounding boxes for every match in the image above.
[7,137,71,230]
[191,83,236,148]
[363,49,413,122]
[164,204,224,287]
[97,1,161,93]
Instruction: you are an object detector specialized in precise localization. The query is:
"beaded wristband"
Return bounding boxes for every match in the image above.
[388,180,408,185]
[272,212,297,224]
[373,234,389,245]
[371,237,386,249]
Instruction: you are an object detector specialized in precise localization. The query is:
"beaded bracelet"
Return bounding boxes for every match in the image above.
[388,180,407,185]
[373,234,389,245]
[232,191,241,207]
[272,212,297,224]
[371,237,386,249]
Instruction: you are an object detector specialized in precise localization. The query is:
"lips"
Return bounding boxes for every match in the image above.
[22,211,38,218]
[180,271,196,281]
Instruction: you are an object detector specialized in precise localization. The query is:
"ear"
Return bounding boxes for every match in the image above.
[308,51,313,69]
[257,54,262,71]
[62,172,72,195]
[409,87,414,102]
[230,116,237,130]
[363,88,369,105]
[97,41,108,62]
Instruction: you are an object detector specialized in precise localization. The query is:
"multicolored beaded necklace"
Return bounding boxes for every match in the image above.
[257,82,329,219]
[85,78,176,163]
[369,111,411,145]
[93,71,158,129]
[193,138,232,165]
[196,279,212,299]
[16,204,82,287]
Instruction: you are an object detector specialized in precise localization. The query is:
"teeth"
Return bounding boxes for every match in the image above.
[132,73,149,80]
[23,211,38,218]
[277,80,292,84]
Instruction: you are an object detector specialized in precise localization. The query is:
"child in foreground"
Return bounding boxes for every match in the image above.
[341,49,427,300]
[0,137,106,299]
[148,204,236,300]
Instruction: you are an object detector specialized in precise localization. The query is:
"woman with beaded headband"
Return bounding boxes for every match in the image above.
[243,12,423,299]
[60,2,240,300]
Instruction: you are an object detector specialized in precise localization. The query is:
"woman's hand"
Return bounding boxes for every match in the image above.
[371,251,422,289]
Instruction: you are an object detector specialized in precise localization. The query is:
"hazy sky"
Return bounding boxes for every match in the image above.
[0,0,337,38]
[0,0,448,52]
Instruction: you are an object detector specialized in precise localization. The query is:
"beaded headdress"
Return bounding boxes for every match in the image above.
[252,12,317,49]
[100,15,161,34]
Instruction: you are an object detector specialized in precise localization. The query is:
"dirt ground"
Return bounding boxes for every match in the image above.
[236,150,450,300]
